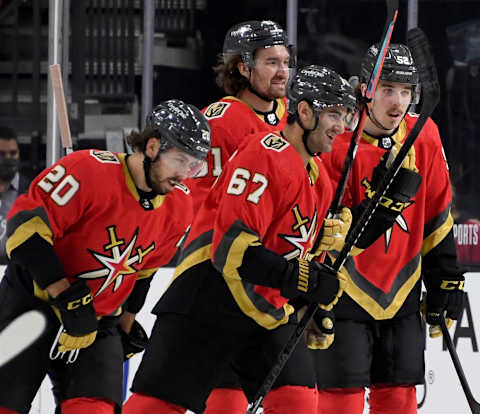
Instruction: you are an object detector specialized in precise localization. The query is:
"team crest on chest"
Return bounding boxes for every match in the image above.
[90,150,120,164]
[280,205,318,261]
[77,226,155,296]
[204,102,230,119]
[261,134,289,152]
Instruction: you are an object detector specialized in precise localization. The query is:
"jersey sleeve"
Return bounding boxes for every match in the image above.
[210,141,295,283]
[6,152,98,288]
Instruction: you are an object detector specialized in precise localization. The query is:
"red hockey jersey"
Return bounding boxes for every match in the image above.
[184,96,287,207]
[175,132,333,329]
[7,150,192,316]
[321,114,453,319]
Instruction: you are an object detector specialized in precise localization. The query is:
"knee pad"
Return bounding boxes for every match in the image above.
[61,397,115,414]
[122,392,186,414]
[369,384,417,414]
[262,385,316,414]
[204,388,248,414]
[317,387,365,414]
[0,407,19,414]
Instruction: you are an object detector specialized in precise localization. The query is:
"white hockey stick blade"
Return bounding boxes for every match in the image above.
[0,310,46,366]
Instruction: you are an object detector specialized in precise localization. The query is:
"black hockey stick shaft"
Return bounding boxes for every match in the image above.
[441,318,480,413]
[328,0,398,216]
[246,3,399,413]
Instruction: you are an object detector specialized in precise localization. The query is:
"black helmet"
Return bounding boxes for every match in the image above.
[287,65,357,116]
[223,20,295,69]
[146,99,210,160]
[361,43,420,103]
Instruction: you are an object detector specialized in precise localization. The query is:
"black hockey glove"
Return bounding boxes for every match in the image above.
[119,320,149,360]
[50,281,98,352]
[354,146,422,251]
[280,258,346,311]
[424,272,465,328]
[298,305,335,350]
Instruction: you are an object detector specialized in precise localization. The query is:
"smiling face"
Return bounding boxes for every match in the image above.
[308,106,348,153]
[243,45,291,99]
[365,80,413,135]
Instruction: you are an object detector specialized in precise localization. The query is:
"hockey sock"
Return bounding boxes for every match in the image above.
[204,388,248,414]
[61,397,115,414]
[317,387,365,414]
[0,407,19,414]
[369,384,417,414]
[122,392,186,413]
[262,385,317,414]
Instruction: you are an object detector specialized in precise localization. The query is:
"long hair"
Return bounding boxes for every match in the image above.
[213,54,249,96]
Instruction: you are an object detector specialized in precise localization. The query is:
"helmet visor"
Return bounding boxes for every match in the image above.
[159,149,204,179]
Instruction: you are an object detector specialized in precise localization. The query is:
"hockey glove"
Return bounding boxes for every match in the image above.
[298,305,335,350]
[423,272,465,338]
[50,281,98,352]
[315,207,352,253]
[353,145,422,251]
[119,320,149,360]
[281,258,347,311]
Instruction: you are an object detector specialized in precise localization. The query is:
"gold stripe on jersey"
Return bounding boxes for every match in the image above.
[6,215,53,258]
[214,220,293,329]
[340,256,422,319]
[136,268,159,280]
[308,158,320,185]
[422,211,453,256]
[362,119,408,145]
[118,153,166,210]
[172,243,211,283]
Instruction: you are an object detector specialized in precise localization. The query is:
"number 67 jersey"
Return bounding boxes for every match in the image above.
[5,150,193,316]
[171,132,333,329]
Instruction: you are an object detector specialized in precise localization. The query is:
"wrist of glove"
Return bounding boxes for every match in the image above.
[119,320,149,360]
[315,207,352,253]
[281,258,346,310]
[50,281,98,352]
[298,305,335,350]
[424,275,465,327]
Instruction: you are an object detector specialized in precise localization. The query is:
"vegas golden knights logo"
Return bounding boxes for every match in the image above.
[261,134,289,152]
[90,150,120,164]
[204,102,230,119]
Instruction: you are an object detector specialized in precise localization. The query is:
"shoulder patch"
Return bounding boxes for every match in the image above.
[174,182,191,194]
[204,102,231,119]
[260,133,289,152]
[89,150,120,164]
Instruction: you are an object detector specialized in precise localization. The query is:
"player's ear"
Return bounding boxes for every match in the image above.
[237,61,249,79]
[145,137,160,158]
[297,101,314,125]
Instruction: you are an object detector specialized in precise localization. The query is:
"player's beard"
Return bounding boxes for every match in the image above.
[153,176,182,195]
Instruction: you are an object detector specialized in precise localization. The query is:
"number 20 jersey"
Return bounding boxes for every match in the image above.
[6,150,193,316]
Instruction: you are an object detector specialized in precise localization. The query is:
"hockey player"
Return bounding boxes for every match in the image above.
[184,20,293,207]
[122,65,357,414]
[186,20,310,413]
[0,100,210,414]
[315,44,465,414]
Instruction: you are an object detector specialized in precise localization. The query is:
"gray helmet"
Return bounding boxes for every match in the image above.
[223,20,296,69]
[146,99,210,160]
[361,43,420,103]
[287,65,357,116]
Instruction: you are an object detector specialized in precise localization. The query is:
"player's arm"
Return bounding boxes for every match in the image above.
[211,151,342,309]
[421,139,464,337]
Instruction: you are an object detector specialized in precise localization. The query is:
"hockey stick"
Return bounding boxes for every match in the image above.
[49,63,73,154]
[246,2,399,413]
[0,310,46,366]
[440,317,480,413]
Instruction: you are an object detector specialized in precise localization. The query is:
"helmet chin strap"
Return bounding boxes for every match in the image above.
[294,112,320,157]
[142,149,161,193]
